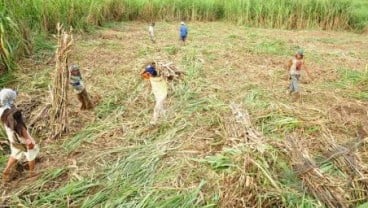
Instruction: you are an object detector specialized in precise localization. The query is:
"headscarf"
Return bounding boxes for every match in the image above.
[0,88,17,107]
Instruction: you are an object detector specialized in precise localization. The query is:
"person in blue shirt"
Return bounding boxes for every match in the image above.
[179,22,188,45]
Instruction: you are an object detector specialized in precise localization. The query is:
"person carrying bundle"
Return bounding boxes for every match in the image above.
[0,89,39,182]
[141,62,168,125]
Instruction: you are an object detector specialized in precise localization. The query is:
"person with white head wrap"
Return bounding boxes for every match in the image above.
[179,21,188,45]
[0,88,39,182]
[0,88,17,107]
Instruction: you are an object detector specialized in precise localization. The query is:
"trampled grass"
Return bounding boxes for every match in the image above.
[0,21,368,207]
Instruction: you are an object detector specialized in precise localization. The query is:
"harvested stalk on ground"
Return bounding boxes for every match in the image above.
[285,135,349,208]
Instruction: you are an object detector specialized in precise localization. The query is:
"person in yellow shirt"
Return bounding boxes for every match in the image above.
[141,62,168,125]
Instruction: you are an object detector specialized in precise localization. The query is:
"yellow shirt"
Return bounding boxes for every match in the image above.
[150,77,167,101]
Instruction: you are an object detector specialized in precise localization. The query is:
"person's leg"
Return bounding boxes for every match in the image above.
[289,75,296,94]
[151,101,160,125]
[157,98,165,118]
[77,91,85,110]
[28,160,35,177]
[151,35,156,43]
[181,36,185,45]
[25,145,39,177]
[290,75,300,92]
[151,97,166,124]
[291,75,301,101]
[2,157,17,182]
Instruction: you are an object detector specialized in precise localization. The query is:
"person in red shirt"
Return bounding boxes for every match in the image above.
[286,49,311,100]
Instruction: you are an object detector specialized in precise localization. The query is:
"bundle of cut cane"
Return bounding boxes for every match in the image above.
[219,103,282,207]
[319,135,368,204]
[227,103,267,153]
[50,23,73,139]
[155,61,185,82]
[285,135,349,208]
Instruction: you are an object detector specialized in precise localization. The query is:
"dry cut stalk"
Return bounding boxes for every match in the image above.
[320,136,368,205]
[50,23,73,139]
[154,60,185,82]
[285,135,349,208]
[228,103,266,153]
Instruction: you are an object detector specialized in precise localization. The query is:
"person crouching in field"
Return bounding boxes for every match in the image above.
[179,22,188,45]
[286,49,311,100]
[0,89,39,182]
[69,64,93,110]
[141,62,168,125]
[148,22,155,43]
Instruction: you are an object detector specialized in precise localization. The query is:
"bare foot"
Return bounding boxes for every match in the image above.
[27,171,39,182]
[2,171,11,183]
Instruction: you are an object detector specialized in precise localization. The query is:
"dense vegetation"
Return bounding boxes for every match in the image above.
[0,0,367,71]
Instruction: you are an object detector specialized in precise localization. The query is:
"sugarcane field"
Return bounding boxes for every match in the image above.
[0,0,368,207]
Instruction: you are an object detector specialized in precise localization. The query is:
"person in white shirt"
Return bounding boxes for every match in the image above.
[0,89,39,182]
[148,22,155,43]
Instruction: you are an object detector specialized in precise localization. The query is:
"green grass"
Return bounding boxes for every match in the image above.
[322,67,368,101]
[0,71,16,87]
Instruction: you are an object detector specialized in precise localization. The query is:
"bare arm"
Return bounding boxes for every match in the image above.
[303,61,312,79]
[286,59,292,71]
[284,59,292,79]
[21,128,34,150]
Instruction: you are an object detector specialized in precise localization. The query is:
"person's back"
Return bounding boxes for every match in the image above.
[179,22,188,45]
[180,25,188,37]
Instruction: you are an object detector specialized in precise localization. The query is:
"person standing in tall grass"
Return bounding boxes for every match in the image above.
[148,22,155,43]
[0,89,39,182]
[179,22,188,45]
[286,49,311,100]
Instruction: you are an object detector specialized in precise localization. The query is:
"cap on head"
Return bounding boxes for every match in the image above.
[296,49,304,56]
[69,64,80,71]
[181,21,185,25]
[0,88,17,107]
